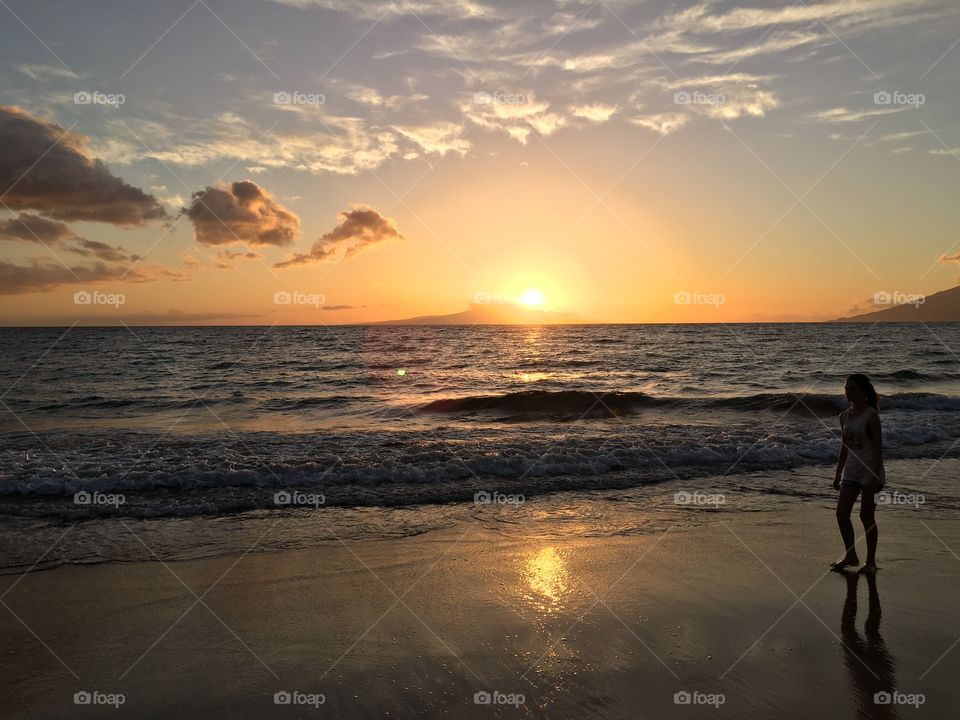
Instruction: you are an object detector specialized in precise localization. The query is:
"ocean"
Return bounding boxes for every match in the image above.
[2,323,959,570]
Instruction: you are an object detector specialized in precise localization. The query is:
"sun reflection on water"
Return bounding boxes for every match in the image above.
[524,546,569,615]
[515,371,551,383]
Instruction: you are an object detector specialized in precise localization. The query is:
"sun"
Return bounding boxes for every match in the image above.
[520,288,545,307]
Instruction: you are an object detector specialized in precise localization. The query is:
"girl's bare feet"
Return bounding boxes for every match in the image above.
[857,562,878,574]
[831,555,860,571]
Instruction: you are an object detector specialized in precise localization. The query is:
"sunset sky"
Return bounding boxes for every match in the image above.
[2,0,960,324]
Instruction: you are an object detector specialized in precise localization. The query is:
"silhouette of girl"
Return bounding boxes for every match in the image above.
[832,374,885,574]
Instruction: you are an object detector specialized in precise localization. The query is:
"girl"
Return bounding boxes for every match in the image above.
[832,373,885,574]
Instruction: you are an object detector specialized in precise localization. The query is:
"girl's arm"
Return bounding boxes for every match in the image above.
[834,414,847,489]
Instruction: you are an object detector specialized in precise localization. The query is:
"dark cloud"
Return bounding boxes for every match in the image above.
[0,212,79,243]
[1,211,133,261]
[148,266,192,282]
[213,248,263,269]
[184,180,300,247]
[0,259,148,294]
[217,249,262,261]
[275,204,404,268]
[0,249,189,293]
[67,238,135,262]
[321,304,354,310]
[0,106,167,226]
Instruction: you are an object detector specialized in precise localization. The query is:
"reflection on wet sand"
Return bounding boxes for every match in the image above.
[515,545,579,691]
[524,546,570,616]
[841,572,898,720]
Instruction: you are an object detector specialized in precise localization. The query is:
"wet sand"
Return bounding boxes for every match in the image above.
[3,493,959,718]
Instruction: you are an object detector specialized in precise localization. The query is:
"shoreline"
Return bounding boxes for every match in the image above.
[3,462,958,718]
[1,457,955,573]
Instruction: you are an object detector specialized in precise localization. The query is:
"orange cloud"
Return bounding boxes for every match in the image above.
[184,180,300,247]
[275,204,404,268]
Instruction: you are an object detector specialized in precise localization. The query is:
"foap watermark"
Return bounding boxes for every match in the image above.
[74,290,125,308]
[674,491,725,507]
[877,490,925,509]
[673,90,725,107]
[274,490,325,508]
[674,290,725,308]
[874,690,925,708]
[473,690,525,707]
[873,290,925,308]
[674,690,725,707]
[473,290,511,305]
[473,90,529,106]
[874,90,925,108]
[273,690,326,708]
[74,690,126,708]
[74,90,125,108]
[474,490,525,506]
[74,490,125,508]
[273,91,325,108]
[273,290,326,308]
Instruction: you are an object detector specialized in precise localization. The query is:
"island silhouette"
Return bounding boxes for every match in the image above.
[373,302,580,325]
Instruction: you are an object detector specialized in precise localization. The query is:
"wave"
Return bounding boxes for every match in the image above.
[35,396,243,411]
[2,407,959,517]
[419,390,670,417]
[418,390,960,418]
[258,395,365,411]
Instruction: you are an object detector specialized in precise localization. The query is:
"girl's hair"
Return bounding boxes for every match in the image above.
[847,373,879,410]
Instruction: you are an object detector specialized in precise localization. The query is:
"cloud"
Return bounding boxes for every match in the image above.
[339,82,429,110]
[648,0,935,66]
[217,249,263,261]
[460,93,567,145]
[0,106,168,226]
[271,0,499,21]
[67,239,134,262]
[0,259,146,294]
[696,30,823,64]
[184,180,301,247]
[214,248,263,269]
[810,107,904,123]
[570,103,618,124]
[0,212,79,244]
[132,111,400,176]
[393,122,471,156]
[704,89,779,120]
[659,0,921,35]
[16,64,79,81]
[662,75,780,120]
[0,211,133,261]
[276,204,404,268]
[629,112,689,135]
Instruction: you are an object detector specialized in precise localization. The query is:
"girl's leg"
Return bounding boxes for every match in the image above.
[832,484,861,569]
[859,489,879,572]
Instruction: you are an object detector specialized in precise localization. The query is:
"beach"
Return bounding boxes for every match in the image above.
[4,458,958,719]
[3,0,960,714]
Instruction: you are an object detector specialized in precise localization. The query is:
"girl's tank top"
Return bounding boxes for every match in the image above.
[841,406,885,488]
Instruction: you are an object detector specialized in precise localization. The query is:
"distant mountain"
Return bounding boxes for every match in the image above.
[836,285,960,322]
[373,302,580,325]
